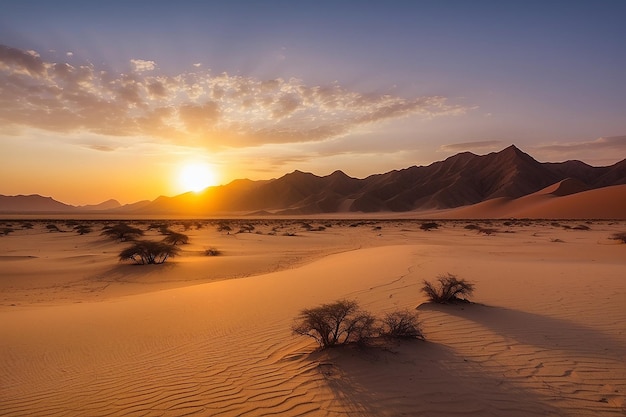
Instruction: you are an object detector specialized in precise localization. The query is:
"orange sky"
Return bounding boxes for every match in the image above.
[1,2,625,205]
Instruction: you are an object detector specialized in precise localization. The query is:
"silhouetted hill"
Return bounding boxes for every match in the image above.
[2,146,625,216]
[0,194,74,213]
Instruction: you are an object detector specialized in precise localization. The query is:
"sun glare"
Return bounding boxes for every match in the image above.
[178,163,217,193]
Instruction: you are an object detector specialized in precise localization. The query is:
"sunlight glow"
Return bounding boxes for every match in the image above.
[178,162,217,192]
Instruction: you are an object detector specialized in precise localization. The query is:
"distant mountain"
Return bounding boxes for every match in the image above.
[0,194,74,213]
[78,199,121,211]
[2,145,625,216]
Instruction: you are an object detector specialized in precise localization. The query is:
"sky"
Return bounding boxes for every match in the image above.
[1,0,625,205]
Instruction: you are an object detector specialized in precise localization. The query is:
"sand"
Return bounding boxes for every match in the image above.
[1,219,625,416]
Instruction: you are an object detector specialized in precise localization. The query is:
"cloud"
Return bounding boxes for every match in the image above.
[440,140,504,152]
[532,136,626,165]
[0,44,470,150]
[66,51,73,57]
[536,136,626,152]
[88,144,116,152]
[130,59,156,72]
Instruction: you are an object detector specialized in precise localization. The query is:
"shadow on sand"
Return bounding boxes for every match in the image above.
[311,339,563,416]
[418,302,626,359]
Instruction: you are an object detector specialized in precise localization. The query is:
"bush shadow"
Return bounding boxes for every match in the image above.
[418,302,626,360]
[310,339,564,416]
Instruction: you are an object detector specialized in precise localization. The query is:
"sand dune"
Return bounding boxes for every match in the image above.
[1,220,625,416]
[435,183,626,219]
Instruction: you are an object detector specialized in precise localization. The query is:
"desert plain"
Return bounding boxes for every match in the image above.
[1,216,625,417]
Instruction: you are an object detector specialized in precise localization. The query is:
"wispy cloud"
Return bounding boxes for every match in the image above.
[440,140,504,152]
[130,59,156,72]
[0,44,470,150]
[533,136,626,165]
[536,136,626,152]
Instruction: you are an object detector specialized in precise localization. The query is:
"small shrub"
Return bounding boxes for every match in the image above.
[217,222,232,232]
[464,224,479,230]
[609,232,626,244]
[21,222,34,229]
[380,310,424,340]
[573,224,590,231]
[101,223,144,241]
[205,248,221,256]
[422,273,475,304]
[1,227,14,236]
[46,224,61,232]
[420,222,439,231]
[292,299,377,349]
[119,240,180,264]
[162,232,189,245]
[75,225,93,235]
[477,227,498,235]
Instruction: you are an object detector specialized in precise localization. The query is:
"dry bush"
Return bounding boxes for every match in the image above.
[119,240,180,264]
[420,222,439,231]
[422,273,475,304]
[610,232,626,244]
[293,300,377,349]
[162,232,189,245]
[1,227,14,236]
[380,310,424,340]
[205,248,221,256]
[101,223,144,241]
[75,225,93,235]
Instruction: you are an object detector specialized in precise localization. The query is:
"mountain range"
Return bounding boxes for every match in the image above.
[2,145,625,217]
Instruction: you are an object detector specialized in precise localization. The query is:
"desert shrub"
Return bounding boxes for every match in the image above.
[293,300,377,349]
[217,222,232,232]
[46,223,61,232]
[119,240,180,264]
[609,232,626,244]
[205,247,221,256]
[162,232,189,245]
[101,223,144,241]
[420,222,439,231]
[1,227,14,236]
[21,222,34,229]
[75,225,93,235]
[422,273,475,304]
[464,224,479,230]
[573,224,590,231]
[380,310,424,340]
[477,227,498,235]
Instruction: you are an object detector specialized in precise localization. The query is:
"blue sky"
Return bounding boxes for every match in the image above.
[1,1,625,204]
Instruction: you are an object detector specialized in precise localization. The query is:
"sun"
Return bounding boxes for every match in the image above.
[178,162,217,192]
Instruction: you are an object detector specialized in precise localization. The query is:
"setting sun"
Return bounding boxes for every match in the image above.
[178,163,217,192]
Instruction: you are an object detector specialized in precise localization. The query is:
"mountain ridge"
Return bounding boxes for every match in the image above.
[2,145,625,216]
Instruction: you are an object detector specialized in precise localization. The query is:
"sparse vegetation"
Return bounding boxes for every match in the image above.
[1,227,14,236]
[420,222,439,231]
[292,300,377,349]
[162,232,189,245]
[380,310,424,340]
[573,224,590,231]
[422,273,475,304]
[609,232,626,244]
[75,225,93,235]
[118,240,180,264]
[101,223,144,241]
[205,247,221,256]
[46,223,61,232]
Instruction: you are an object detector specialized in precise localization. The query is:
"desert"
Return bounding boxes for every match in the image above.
[1,217,625,416]
[3,2,626,416]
